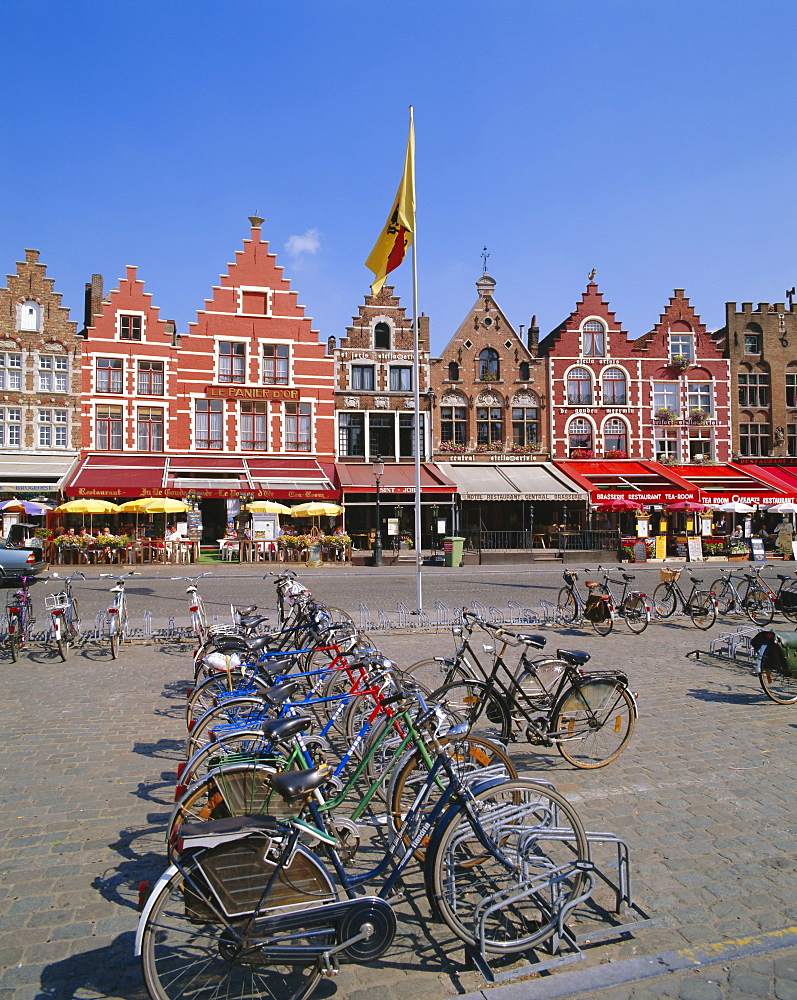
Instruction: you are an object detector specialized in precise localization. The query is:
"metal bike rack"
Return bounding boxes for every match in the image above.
[686,625,759,666]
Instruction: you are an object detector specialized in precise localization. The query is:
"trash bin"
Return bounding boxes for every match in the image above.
[443,536,465,568]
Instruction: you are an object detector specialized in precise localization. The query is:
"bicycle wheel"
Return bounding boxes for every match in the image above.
[179,732,285,789]
[689,592,717,630]
[590,600,613,637]
[556,588,578,624]
[551,679,636,768]
[430,679,513,743]
[343,672,432,748]
[405,656,474,692]
[140,844,337,1000]
[780,585,797,623]
[621,595,649,634]
[7,612,21,662]
[186,670,259,730]
[388,734,517,861]
[188,697,269,758]
[709,580,734,615]
[745,588,775,627]
[425,778,590,954]
[651,582,676,618]
[758,646,797,705]
[54,614,68,662]
[109,615,119,659]
[68,599,81,642]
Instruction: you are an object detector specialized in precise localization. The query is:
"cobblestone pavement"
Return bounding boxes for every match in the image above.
[1,562,795,1000]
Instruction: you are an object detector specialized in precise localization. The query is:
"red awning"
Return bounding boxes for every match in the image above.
[741,465,797,502]
[66,454,339,500]
[554,460,696,503]
[675,463,795,505]
[337,462,457,496]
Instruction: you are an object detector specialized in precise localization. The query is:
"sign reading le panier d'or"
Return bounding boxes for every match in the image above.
[205,386,300,401]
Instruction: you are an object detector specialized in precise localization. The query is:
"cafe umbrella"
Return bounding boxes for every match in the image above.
[0,498,53,516]
[53,498,121,534]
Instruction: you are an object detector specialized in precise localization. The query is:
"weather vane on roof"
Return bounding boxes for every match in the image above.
[588,268,596,282]
[481,246,490,274]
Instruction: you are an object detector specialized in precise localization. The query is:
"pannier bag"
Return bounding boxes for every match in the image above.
[751,630,797,678]
[584,594,609,623]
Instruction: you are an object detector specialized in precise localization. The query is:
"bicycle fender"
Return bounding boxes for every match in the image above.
[135,864,179,955]
[551,675,636,721]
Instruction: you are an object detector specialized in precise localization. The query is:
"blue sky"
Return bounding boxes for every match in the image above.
[2,1,795,351]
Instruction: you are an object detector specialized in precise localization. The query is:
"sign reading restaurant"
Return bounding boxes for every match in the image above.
[205,386,300,400]
[75,487,331,500]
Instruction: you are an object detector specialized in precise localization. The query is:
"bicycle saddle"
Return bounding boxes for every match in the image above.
[516,634,546,648]
[260,715,312,743]
[262,680,299,706]
[689,576,703,585]
[238,615,270,630]
[234,605,258,617]
[622,573,635,581]
[555,649,591,666]
[271,765,331,802]
[778,574,793,582]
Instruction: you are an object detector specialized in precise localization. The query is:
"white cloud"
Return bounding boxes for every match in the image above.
[285,228,321,257]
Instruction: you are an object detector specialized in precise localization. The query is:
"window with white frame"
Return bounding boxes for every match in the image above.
[96,357,123,393]
[787,369,797,408]
[788,424,797,458]
[38,409,68,448]
[38,354,69,392]
[240,401,268,449]
[604,417,628,453]
[0,407,21,447]
[137,360,164,395]
[338,412,365,457]
[285,401,311,451]
[399,412,425,459]
[389,366,412,391]
[654,428,678,461]
[512,405,538,446]
[582,319,605,357]
[262,345,289,385]
[351,365,375,391]
[567,367,592,405]
[567,417,592,454]
[653,382,679,416]
[601,368,627,405]
[96,405,123,450]
[687,382,713,416]
[669,332,694,362]
[219,342,246,383]
[196,399,223,450]
[688,428,713,461]
[0,352,22,390]
[476,406,503,446]
[119,314,142,340]
[441,405,467,445]
[137,407,164,451]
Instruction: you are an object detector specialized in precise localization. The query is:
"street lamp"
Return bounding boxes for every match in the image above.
[372,454,384,567]
[529,503,535,558]
[184,491,202,510]
[431,504,439,553]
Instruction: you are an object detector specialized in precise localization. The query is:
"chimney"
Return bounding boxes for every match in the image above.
[528,315,539,355]
[80,274,103,336]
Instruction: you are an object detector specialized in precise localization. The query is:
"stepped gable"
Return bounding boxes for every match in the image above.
[1,248,76,344]
[538,280,625,354]
[85,264,167,337]
[634,288,713,354]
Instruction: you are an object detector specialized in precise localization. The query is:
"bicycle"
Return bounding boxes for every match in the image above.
[424,612,637,767]
[46,572,84,661]
[171,572,212,641]
[592,566,652,634]
[5,576,35,662]
[100,571,140,658]
[556,569,615,635]
[751,630,797,705]
[708,565,781,626]
[138,703,589,1000]
[651,567,717,630]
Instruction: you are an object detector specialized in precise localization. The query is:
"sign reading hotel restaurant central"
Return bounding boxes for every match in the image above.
[205,386,300,400]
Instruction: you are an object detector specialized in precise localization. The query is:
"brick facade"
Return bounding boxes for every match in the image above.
[713,298,797,460]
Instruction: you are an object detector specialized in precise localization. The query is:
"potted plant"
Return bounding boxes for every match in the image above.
[570,448,594,459]
[34,527,53,540]
[670,355,694,373]
[604,449,628,459]
[656,407,678,424]
[690,409,709,424]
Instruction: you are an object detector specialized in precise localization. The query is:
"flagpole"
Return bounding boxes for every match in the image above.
[409,105,423,612]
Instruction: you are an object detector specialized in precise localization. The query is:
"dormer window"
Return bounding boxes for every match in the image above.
[120,314,142,340]
[583,320,605,357]
[18,300,41,332]
[374,322,391,350]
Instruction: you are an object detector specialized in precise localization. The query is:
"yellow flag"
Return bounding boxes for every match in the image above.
[365,119,415,297]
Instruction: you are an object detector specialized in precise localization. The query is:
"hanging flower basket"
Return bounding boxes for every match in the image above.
[670,355,694,373]
[603,449,628,459]
[656,408,678,424]
[690,409,709,424]
[570,448,594,459]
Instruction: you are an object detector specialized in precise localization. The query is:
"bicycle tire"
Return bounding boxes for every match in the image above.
[758,646,797,705]
[689,591,717,630]
[388,734,517,861]
[709,579,735,615]
[7,612,21,662]
[187,697,269,758]
[556,587,578,624]
[140,845,337,1000]
[179,731,284,789]
[186,670,263,731]
[54,615,68,661]
[622,594,649,634]
[404,656,474,692]
[745,587,775,627]
[68,598,81,642]
[651,582,676,618]
[430,678,513,743]
[109,616,119,659]
[551,679,636,768]
[781,585,797,623]
[425,778,590,954]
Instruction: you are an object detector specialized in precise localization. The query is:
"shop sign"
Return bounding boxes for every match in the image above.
[205,386,300,401]
[73,486,334,500]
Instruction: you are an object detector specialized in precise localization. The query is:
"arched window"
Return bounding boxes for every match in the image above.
[582,320,605,357]
[604,417,628,454]
[478,348,500,381]
[447,360,460,381]
[373,322,390,350]
[601,368,627,405]
[567,367,592,405]
[568,418,592,455]
[518,361,530,381]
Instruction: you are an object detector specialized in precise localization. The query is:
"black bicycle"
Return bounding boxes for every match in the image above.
[651,567,717,630]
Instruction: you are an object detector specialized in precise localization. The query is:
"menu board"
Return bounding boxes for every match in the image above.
[687,537,704,562]
[187,509,203,541]
[634,541,648,563]
[749,538,766,562]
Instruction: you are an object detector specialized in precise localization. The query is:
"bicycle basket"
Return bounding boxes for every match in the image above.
[45,593,70,611]
[660,567,679,582]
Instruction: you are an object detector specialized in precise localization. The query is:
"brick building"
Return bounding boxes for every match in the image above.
[68,218,337,539]
[0,249,81,500]
[332,285,455,550]
[713,297,797,460]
